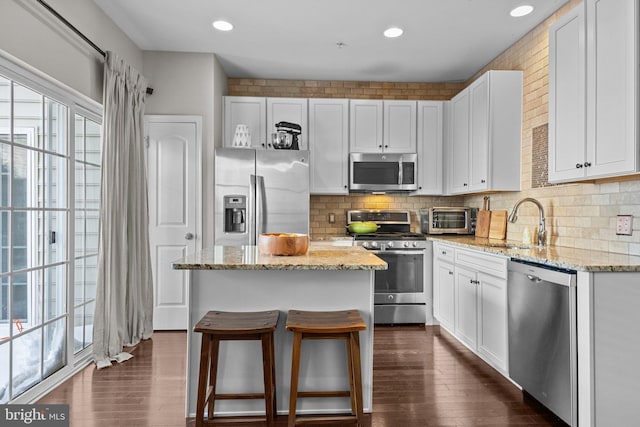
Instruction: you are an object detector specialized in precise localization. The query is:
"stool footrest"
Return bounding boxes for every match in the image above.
[215,393,265,400]
[293,415,358,425]
[201,415,268,425]
[297,390,351,398]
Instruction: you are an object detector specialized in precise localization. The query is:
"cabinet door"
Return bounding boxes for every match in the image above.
[468,74,490,191]
[224,96,267,149]
[548,5,586,183]
[434,260,455,332]
[586,0,638,178]
[415,101,444,195]
[308,99,349,194]
[267,98,308,150]
[350,100,383,152]
[384,100,417,153]
[477,272,507,373]
[448,91,470,194]
[455,265,478,350]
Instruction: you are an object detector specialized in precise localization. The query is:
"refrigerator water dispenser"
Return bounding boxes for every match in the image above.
[224,195,246,233]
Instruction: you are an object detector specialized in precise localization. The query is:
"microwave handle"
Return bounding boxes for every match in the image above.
[398,160,403,185]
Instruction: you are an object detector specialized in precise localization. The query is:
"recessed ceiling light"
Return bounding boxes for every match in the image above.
[212,20,234,31]
[510,5,534,17]
[383,27,403,38]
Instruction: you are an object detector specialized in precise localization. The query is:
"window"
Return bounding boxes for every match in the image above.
[0,64,101,402]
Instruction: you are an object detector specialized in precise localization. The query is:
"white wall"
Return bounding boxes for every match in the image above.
[1,0,143,102]
[143,51,228,247]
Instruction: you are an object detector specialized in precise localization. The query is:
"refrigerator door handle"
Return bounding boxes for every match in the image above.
[255,175,266,237]
[249,175,257,244]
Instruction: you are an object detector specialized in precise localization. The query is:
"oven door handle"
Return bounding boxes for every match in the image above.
[379,249,425,255]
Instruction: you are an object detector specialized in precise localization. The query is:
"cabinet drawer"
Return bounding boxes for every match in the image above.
[455,248,507,278]
[434,243,455,263]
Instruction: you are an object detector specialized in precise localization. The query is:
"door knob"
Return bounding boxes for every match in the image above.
[185,232,194,240]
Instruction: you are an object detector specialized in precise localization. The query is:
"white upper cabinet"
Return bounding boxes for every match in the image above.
[350,100,417,153]
[415,101,444,195]
[447,70,522,195]
[349,100,383,152]
[383,101,417,153]
[266,97,308,150]
[308,99,349,195]
[549,0,639,183]
[224,96,267,149]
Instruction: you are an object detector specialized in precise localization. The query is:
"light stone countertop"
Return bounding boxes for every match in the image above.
[428,235,640,272]
[172,241,387,271]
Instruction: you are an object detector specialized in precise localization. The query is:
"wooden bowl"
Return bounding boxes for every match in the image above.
[258,233,309,256]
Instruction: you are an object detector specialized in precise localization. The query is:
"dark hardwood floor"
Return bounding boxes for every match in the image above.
[38,326,566,427]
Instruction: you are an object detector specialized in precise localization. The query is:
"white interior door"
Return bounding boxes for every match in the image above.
[145,115,201,330]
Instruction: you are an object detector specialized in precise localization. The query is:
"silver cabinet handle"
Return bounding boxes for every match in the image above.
[185,232,194,240]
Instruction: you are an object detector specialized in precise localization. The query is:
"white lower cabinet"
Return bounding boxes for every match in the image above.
[433,242,508,375]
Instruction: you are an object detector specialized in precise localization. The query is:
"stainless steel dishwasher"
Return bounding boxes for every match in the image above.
[507,260,577,426]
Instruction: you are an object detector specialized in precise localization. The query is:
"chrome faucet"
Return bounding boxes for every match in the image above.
[507,197,546,246]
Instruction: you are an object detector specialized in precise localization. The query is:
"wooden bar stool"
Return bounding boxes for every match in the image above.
[285,309,367,427]
[194,310,279,426]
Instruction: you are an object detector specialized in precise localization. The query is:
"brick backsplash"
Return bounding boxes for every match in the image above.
[229,0,640,255]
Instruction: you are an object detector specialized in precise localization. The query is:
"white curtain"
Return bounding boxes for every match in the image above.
[93,51,153,369]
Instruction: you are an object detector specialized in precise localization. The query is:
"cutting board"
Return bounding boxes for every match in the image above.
[489,210,508,240]
[475,196,491,238]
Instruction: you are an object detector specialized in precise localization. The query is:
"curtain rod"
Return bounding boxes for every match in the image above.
[36,0,154,95]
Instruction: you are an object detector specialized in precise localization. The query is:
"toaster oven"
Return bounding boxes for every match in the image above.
[420,207,478,235]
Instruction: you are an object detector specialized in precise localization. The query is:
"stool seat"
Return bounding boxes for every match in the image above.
[194,310,279,427]
[286,309,366,334]
[195,310,279,335]
[286,309,366,427]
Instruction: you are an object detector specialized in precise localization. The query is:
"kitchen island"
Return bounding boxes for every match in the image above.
[172,242,386,420]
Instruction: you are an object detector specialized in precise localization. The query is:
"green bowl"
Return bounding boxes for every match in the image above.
[347,221,379,234]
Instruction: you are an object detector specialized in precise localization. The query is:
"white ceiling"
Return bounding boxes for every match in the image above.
[94,0,569,83]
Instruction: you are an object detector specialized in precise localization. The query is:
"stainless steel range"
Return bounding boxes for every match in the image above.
[348,209,432,325]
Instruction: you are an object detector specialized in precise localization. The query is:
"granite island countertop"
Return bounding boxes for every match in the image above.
[428,235,640,272]
[172,241,387,271]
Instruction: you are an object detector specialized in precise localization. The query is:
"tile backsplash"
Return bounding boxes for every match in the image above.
[228,0,640,256]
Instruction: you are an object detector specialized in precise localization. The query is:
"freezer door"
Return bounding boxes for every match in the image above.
[256,150,310,236]
[214,148,256,245]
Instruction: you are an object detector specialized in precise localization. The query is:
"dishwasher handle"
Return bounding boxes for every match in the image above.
[526,274,542,283]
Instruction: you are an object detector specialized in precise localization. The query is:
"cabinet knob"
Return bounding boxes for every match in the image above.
[576,163,583,168]
[378,145,382,148]
[344,185,348,189]
[384,145,388,148]
[441,250,447,255]
[448,271,453,275]
[418,186,422,190]
[463,183,468,187]
[584,161,592,167]
[481,179,486,183]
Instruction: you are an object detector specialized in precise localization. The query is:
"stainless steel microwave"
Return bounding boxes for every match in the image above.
[349,153,418,192]
[420,207,478,235]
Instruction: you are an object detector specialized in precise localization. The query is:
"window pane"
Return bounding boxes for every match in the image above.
[0,211,7,274]
[0,142,10,207]
[75,162,85,209]
[12,146,31,208]
[45,210,65,266]
[12,328,42,397]
[12,210,40,271]
[13,271,37,328]
[0,276,7,321]
[73,306,83,353]
[85,118,101,165]
[85,165,100,209]
[46,153,66,209]
[86,210,98,254]
[84,255,97,303]
[44,265,65,321]
[0,77,10,132]
[43,318,65,378]
[74,115,85,162]
[74,257,84,306]
[74,210,84,258]
[0,341,8,403]
[44,98,67,154]
[84,301,94,347]
[13,84,41,149]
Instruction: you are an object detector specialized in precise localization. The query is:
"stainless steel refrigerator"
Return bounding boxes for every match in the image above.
[214,148,310,246]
